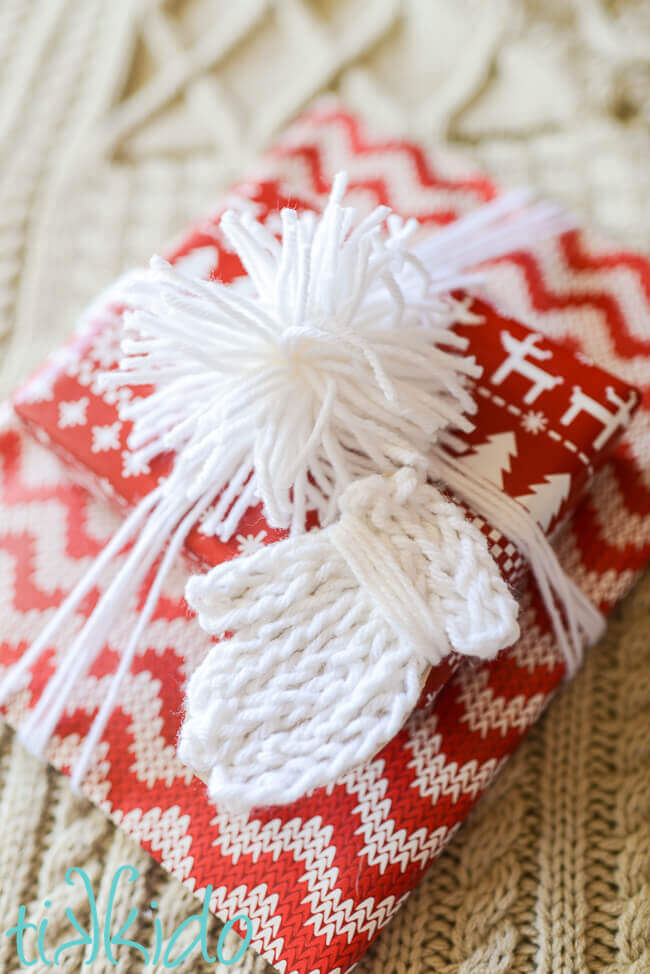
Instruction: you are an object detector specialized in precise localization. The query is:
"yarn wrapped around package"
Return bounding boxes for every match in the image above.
[1,104,650,974]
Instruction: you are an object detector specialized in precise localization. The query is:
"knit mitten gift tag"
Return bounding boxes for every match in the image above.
[1,103,649,974]
[182,467,520,810]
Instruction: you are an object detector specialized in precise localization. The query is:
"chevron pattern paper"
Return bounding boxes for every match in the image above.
[1,103,650,974]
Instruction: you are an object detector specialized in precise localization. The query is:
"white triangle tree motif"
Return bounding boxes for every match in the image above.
[515,473,571,532]
[462,432,518,489]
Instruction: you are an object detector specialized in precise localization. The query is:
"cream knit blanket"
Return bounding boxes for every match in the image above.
[0,1,648,970]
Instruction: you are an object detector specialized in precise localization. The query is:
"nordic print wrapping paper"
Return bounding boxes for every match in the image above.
[11,295,638,714]
[1,103,649,974]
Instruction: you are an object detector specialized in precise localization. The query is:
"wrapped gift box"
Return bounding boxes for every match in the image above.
[12,292,638,713]
[1,103,649,974]
[15,296,637,584]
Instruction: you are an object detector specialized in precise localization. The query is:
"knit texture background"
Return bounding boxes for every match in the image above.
[0,1,649,971]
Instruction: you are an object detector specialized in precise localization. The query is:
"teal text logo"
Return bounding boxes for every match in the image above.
[5,865,253,968]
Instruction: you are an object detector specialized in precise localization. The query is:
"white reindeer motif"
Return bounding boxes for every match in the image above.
[491,331,563,404]
[560,385,637,449]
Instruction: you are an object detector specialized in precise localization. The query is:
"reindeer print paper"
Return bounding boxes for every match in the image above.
[446,307,638,546]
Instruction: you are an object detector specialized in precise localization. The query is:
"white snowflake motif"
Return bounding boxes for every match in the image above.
[91,421,122,453]
[235,530,267,556]
[90,329,122,369]
[76,360,96,388]
[121,450,151,478]
[58,397,89,429]
[63,352,83,379]
[521,410,548,435]
[97,384,120,406]
[172,245,219,281]
[97,382,133,410]
[116,386,133,408]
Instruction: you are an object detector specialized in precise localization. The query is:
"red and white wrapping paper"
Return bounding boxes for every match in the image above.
[1,103,649,974]
[12,292,638,711]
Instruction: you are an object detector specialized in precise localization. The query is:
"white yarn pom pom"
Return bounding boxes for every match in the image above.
[181,467,519,811]
[101,172,481,539]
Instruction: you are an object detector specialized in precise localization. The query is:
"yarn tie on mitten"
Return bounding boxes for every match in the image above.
[181,467,519,811]
[328,468,517,662]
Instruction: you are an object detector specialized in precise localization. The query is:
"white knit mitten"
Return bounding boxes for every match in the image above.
[181,467,519,811]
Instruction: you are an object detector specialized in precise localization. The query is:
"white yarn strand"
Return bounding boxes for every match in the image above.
[429,448,606,676]
[17,493,187,759]
[69,488,215,789]
[0,486,163,710]
[413,188,573,275]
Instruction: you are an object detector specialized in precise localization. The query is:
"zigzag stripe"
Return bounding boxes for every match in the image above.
[33,658,204,798]
[0,426,115,562]
[205,731,493,956]
[0,495,105,605]
[585,465,650,549]
[612,418,650,499]
[346,757,453,874]
[273,109,650,372]
[495,248,650,361]
[209,804,370,967]
[563,230,650,307]
[0,422,337,972]
[454,668,548,739]
[119,805,194,882]
[507,598,563,674]
[2,106,649,974]
[505,236,650,351]
[99,665,193,787]
[208,882,286,970]
[271,114,495,219]
[565,532,649,607]
[271,144,459,227]
[564,494,650,575]
[210,807,404,957]
[479,260,650,399]
[302,887,406,948]
[0,526,213,675]
[282,105,496,201]
[0,529,66,612]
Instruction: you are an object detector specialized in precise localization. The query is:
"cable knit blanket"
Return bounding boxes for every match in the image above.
[0,1,648,971]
